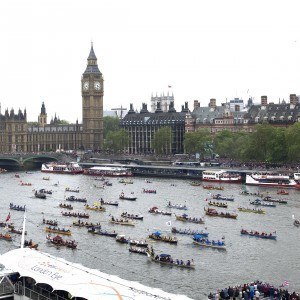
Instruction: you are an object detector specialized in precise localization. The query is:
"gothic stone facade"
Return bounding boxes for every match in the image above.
[0,45,103,153]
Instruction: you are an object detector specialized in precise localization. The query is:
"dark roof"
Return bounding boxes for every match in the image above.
[247,103,300,123]
[191,106,247,123]
[83,44,102,75]
[121,111,187,126]
[83,65,101,75]
[88,45,97,60]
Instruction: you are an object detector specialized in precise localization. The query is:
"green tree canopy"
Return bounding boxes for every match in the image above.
[103,116,120,139]
[184,129,211,158]
[151,127,172,154]
[285,122,300,162]
[104,129,129,153]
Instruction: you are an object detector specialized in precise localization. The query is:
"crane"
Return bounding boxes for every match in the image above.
[111,105,127,119]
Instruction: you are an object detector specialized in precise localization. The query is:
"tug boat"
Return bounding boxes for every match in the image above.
[41,162,83,174]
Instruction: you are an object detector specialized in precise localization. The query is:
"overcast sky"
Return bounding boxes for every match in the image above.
[0,0,300,122]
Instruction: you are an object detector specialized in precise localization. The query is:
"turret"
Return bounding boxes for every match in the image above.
[39,102,47,127]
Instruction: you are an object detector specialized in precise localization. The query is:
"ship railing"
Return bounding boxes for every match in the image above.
[0,275,14,296]
[14,281,67,300]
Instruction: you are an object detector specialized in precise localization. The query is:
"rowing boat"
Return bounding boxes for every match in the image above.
[237,207,265,214]
[146,251,195,269]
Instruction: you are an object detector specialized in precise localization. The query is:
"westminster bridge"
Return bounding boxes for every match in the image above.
[0,153,66,170]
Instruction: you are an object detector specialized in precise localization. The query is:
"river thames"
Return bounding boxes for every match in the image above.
[0,171,299,299]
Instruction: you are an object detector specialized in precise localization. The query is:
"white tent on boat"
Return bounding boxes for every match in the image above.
[0,248,193,300]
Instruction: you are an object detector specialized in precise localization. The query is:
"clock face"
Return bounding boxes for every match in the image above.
[83,81,89,90]
[94,81,101,90]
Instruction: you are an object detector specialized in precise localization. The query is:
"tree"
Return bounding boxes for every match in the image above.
[184,129,211,158]
[285,122,300,162]
[104,129,129,153]
[103,116,120,139]
[247,124,276,161]
[27,122,39,126]
[151,127,172,154]
[268,127,288,162]
[57,119,69,125]
[213,130,234,158]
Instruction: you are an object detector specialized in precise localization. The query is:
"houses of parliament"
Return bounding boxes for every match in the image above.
[0,44,104,153]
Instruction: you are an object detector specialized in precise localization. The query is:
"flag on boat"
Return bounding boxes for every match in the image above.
[166,221,172,227]
[6,212,10,222]
[283,281,289,286]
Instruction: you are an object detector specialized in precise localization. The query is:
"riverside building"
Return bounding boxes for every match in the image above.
[186,95,300,133]
[0,44,103,153]
[120,101,189,154]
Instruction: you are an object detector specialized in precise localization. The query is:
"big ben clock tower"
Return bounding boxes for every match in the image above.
[81,43,104,150]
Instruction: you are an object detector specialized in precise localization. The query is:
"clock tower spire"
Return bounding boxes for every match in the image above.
[81,43,104,150]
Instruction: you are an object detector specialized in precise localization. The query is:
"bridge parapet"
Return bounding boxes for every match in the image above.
[0,153,64,170]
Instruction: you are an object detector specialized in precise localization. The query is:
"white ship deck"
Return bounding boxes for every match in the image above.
[0,248,192,300]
